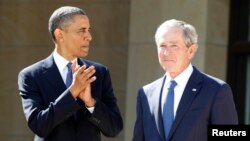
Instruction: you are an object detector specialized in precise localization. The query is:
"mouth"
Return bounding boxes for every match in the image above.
[81,45,89,48]
[163,58,172,61]
[163,59,175,63]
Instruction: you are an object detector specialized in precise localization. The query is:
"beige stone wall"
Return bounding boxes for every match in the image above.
[0,0,230,141]
[205,0,230,80]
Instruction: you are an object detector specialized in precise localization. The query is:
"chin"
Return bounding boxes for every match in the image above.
[79,52,88,58]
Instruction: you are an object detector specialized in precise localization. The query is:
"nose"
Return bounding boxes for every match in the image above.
[162,48,170,56]
[85,31,92,41]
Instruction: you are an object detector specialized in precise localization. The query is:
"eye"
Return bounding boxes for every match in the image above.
[160,44,166,48]
[77,27,90,33]
[77,30,85,33]
[170,44,177,47]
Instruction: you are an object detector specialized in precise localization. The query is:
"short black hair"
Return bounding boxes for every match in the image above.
[48,6,86,41]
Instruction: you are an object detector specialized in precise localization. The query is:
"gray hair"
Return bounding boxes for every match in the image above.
[48,6,86,41]
[154,19,198,47]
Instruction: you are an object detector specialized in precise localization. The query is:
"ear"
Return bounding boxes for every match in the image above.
[54,28,63,42]
[188,44,197,59]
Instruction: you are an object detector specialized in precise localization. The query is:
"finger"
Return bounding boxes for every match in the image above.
[75,64,80,72]
[80,75,96,87]
[75,65,87,75]
[83,67,96,80]
[88,76,96,83]
[84,66,95,75]
[72,60,77,73]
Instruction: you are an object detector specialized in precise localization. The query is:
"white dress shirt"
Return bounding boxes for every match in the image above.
[53,50,95,113]
[53,50,70,84]
[161,64,193,118]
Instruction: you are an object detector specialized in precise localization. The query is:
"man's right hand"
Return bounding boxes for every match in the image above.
[69,60,96,99]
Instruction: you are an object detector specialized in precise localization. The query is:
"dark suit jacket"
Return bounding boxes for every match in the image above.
[18,54,123,141]
[132,66,238,141]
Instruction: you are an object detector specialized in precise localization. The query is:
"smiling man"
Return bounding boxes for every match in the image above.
[132,19,238,141]
[18,6,123,141]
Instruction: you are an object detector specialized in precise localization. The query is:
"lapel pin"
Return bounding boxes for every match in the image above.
[192,88,197,92]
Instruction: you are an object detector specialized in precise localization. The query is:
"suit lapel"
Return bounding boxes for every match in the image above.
[77,58,87,67]
[148,76,166,141]
[42,54,66,97]
[155,75,166,140]
[168,67,203,138]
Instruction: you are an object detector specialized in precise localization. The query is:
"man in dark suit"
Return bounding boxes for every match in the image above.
[18,6,123,141]
[132,19,238,141]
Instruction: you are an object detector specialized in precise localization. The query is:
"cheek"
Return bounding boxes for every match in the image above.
[157,49,161,55]
[158,51,163,56]
[158,53,166,61]
[158,51,163,57]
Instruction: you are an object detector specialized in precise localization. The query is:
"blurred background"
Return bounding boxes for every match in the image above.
[0,0,249,141]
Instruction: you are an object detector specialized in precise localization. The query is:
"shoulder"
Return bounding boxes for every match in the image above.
[202,73,232,93]
[204,73,226,85]
[18,55,52,78]
[19,59,46,77]
[81,59,108,71]
[193,66,228,87]
[141,76,165,92]
[79,59,111,80]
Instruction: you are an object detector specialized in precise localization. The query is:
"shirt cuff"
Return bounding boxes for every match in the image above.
[86,106,95,113]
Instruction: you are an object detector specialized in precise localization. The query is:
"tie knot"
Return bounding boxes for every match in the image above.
[67,62,72,70]
[65,62,73,88]
[169,80,177,89]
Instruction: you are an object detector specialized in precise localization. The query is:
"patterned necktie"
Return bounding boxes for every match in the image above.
[163,80,177,140]
[65,62,73,88]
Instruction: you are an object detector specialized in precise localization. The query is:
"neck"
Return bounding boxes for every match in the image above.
[54,45,76,61]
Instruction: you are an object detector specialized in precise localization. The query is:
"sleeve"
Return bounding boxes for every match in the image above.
[86,68,123,137]
[210,83,238,124]
[18,69,81,137]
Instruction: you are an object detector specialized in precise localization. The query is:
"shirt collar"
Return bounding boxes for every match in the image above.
[53,50,70,73]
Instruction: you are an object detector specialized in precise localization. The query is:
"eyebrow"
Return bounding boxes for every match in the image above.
[78,27,86,31]
[160,41,178,45]
[168,41,178,44]
[77,27,91,31]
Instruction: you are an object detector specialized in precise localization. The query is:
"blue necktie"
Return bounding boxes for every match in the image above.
[66,62,78,119]
[163,80,177,140]
[65,62,73,88]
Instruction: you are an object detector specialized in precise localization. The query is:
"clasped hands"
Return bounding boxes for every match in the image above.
[69,60,96,107]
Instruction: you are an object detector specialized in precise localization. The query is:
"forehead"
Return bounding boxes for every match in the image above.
[157,27,184,44]
[66,15,90,29]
